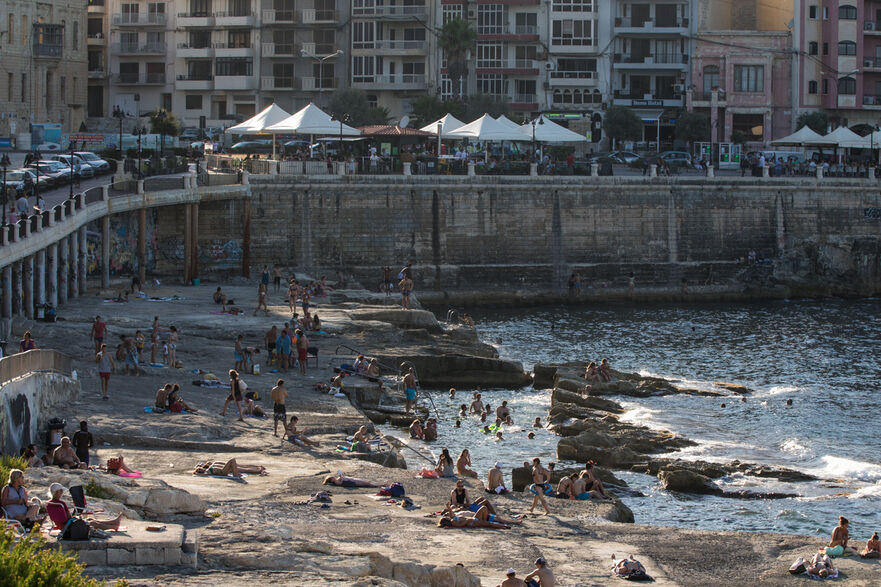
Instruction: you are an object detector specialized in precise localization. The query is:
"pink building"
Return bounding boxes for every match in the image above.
[793,1,881,129]
[687,31,792,146]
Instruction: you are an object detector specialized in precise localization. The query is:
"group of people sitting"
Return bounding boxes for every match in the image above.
[155,382,199,414]
[408,418,438,441]
[438,480,523,529]
[583,358,613,383]
[553,462,613,501]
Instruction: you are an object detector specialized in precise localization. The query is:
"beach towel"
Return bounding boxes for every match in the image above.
[807,569,839,580]
[194,474,247,483]
[825,545,844,557]
[417,468,439,479]
[118,471,142,479]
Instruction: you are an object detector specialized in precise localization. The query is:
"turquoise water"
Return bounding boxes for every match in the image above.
[407,299,881,536]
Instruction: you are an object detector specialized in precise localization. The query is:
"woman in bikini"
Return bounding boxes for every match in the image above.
[456,449,478,478]
[436,448,456,478]
[860,532,881,558]
[584,362,601,382]
[253,283,269,316]
[323,474,381,487]
[193,459,266,478]
[826,516,860,556]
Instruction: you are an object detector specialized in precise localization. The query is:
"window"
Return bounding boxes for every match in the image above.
[73,21,79,50]
[147,31,165,51]
[185,95,202,109]
[188,31,210,48]
[227,0,250,17]
[822,6,828,19]
[838,76,856,94]
[551,58,596,79]
[7,73,12,102]
[188,0,210,17]
[552,0,594,12]
[7,14,13,46]
[552,19,593,46]
[440,74,453,99]
[809,41,818,55]
[215,57,252,76]
[823,42,828,55]
[227,29,250,48]
[808,5,817,18]
[838,41,856,56]
[822,78,829,94]
[515,12,537,34]
[477,4,505,35]
[403,28,426,41]
[402,61,425,82]
[702,65,720,93]
[352,55,376,82]
[272,63,293,87]
[476,42,503,68]
[147,2,166,23]
[352,21,375,49]
[313,62,334,88]
[734,65,764,92]
[187,60,211,79]
[476,74,506,97]
[442,4,463,24]
[839,5,857,19]
[808,80,817,94]
[118,62,138,83]
[20,15,26,44]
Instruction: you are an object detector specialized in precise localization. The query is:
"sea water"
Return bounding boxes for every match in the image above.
[400,298,881,536]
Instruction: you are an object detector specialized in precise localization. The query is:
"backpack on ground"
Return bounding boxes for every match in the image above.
[389,482,405,497]
[60,518,90,541]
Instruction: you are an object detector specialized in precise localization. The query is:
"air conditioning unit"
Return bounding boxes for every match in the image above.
[672,83,684,92]
[866,21,875,30]
[866,59,874,67]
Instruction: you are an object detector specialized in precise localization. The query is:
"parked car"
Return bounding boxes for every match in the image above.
[49,154,95,178]
[180,127,202,141]
[586,152,613,163]
[73,151,111,174]
[2,170,30,195]
[27,161,68,186]
[609,150,642,165]
[658,151,693,168]
[230,140,273,154]
[16,168,52,190]
[39,160,77,183]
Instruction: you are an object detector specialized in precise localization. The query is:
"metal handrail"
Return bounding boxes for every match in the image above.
[446,309,459,323]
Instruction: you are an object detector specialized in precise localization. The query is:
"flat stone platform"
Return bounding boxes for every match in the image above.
[57,521,196,568]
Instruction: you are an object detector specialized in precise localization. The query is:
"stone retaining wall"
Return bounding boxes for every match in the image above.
[0,372,80,455]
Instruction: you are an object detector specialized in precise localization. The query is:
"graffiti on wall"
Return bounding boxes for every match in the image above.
[84,211,159,276]
[155,238,242,271]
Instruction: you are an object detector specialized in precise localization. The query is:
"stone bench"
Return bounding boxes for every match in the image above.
[57,520,197,568]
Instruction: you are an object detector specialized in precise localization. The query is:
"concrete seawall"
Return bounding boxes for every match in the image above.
[143,177,881,296]
[0,372,80,455]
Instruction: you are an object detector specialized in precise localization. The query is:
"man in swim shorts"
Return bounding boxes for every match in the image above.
[270,379,287,436]
[398,275,413,310]
[90,316,106,353]
[403,367,417,414]
[525,557,555,586]
[528,458,552,515]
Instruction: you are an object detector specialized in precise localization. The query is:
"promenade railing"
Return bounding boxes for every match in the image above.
[0,349,72,386]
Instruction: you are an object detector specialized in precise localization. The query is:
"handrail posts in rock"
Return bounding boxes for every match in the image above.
[591,163,599,177]
[707,164,715,179]
[650,164,657,177]
[241,170,249,185]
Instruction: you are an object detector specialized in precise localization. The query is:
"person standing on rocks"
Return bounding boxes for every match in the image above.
[528,458,552,516]
[402,367,417,414]
[272,265,282,292]
[276,328,291,372]
[95,343,115,400]
[295,329,309,375]
[271,379,287,436]
[150,315,164,364]
[90,316,107,353]
[398,274,413,310]
[221,369,245,422]
[524,557,554,587]
[168,326,179,367]
[254,283,269,316]
[261,265,270,289]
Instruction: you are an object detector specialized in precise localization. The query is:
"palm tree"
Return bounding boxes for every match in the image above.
[439,18,476,99]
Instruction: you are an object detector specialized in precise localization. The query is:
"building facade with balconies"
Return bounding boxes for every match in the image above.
[610,0,698,142]
[687,31,792,147]
[0,0,88,145]
[793,1,881,129]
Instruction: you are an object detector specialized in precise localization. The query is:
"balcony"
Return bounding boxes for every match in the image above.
[112,42,167,55]
[863,57,881,70]
[477,26,540,41]
[176,12,214,27]
[864,20,881,34]
[351,74,427,90]
[351,4,428,19]
[301,9,338,23]
[510,94,538,110]
[614,16,689,32]
[863,95,881,107]
[612,53,688,68]
[112,13,168,26]
[33,42,63,58]
[113,72,167,85]
[689,90,726,105]
[299,42,338,56]
[176,43,214,58]
[215,11,255,27]
[214,43,254,57]
[261,76,298,90]
[88,0,105,13]
[261,9,298,24]
[476,59,540,74]
[214,75,257,90]
[87,35,105,46]
[301,77,339,90]
[549,70,597,85]
[353,39,429,54]
[88,67,107,79]
[175,74,214,90]
[262,42,296,57]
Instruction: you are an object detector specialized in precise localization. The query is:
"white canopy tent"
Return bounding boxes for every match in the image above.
[265,103,362,136]
[446,114,528,142]
[770,125,825,146]
[419,114,466,137]
[812,126,869,149]
[520,115,588,143]
[495,115,524,133]
[224,103,293,157]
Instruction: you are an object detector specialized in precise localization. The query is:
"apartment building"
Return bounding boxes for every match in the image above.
[1,0,88,145]
[794,1,880,129]
[610,0,698,142]
[92,0,348,128]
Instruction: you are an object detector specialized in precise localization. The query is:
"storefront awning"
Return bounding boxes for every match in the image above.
[633,109,664,123]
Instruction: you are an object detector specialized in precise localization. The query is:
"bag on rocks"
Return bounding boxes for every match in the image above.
[389,482,405,497]
[60,518,90,541]
[789,557,806,575]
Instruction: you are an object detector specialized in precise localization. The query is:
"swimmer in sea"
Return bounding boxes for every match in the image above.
[533,417,543,428]
[459,404,468,418]
[527,432,535,439]
[495,431,504,441]
[470,393,484,414]
[449,388,456,399]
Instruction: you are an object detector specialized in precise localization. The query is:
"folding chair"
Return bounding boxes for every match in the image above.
[1,505,25,538]
[69,485,104,516]
[306,346,319,366]
[45,501,71,531]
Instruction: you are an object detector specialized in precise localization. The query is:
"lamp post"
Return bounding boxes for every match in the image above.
[437,120,442,157]
[112,105,125,160]
[67,142,76,202]
[154,109,167,155]
[0,153,10,229]
[300,48,343,105]
[134,125,146,179]
[531,116,544,163]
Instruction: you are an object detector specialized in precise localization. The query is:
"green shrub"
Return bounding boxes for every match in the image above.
[0,525,127,586]
[0,455,28,486]
[83,478,111,500]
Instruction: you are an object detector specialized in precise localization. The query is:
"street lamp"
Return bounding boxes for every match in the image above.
[331,113,350,160]
[531,116,544,163]
[68,142,76,202]
[134,125,146,179]
[0,153,10,229]
[300,48,343,105]
[112,105,126,160]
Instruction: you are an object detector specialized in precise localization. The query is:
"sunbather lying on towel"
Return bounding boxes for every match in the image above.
[323,473,381,488]
[194,459,266,478]
[441,503,520,527]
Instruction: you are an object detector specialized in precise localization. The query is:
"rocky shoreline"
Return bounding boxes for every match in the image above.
[11,280,881,585]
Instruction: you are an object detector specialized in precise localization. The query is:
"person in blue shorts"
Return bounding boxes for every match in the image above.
[403,367,417,414]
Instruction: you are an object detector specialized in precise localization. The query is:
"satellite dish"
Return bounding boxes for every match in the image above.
[399,115,411,128]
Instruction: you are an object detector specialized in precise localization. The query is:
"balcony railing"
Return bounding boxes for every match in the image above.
[614,17,689,28]
[513,93,537,103]
[477,59,539,69]
[112,42,167,54]
[177,74,213,81]
[112,13,168,25]
[351,4,427,17]
[215,10,253,17]
[262,9,298,23]
[863,95,881,105]
[352,74,427,88]
[33,43,63,58]
[300,42,337,55]
[301,76,339,90]
[864,20,881,32]
[302,9,338,23]
[113,72,167,84]
[550,70,596,80]
[514,25,539,35]
[262,42,297,56]
[613,53,688,64]
[356,40,428,51]
[261,76,297,90]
